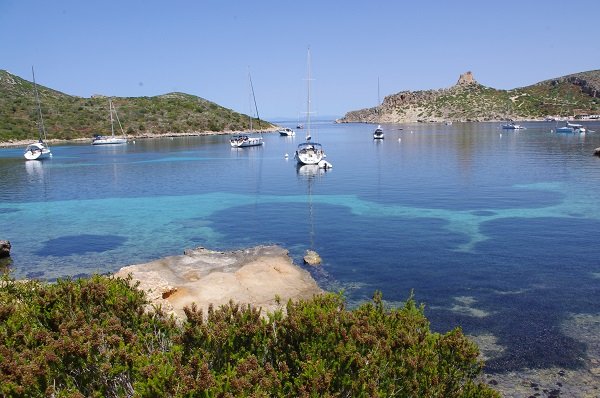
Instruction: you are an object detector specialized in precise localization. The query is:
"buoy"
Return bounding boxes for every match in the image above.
[411,131,413,134]
[132,140,136,144]
[284,153,289,158]
[398,138,401,142]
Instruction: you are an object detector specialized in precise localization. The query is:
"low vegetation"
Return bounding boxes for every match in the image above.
[0,70,272,143]
[0,274,499,397]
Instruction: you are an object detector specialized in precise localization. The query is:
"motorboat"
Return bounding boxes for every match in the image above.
[556,122,586,134]
[501,123,525,130]
[278,128,295,136]
[373,125,384,139]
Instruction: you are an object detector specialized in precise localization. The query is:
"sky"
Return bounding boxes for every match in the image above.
[1,0,599,119]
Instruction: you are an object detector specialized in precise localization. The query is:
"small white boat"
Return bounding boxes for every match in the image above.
[373,125,384,139]
[24,67,52,161]
[92,99,128,145]
[230,135,263,147]
[502,123,525,130]
[24,141,52,160]
[295,142,325,165]
[278,128,295,136]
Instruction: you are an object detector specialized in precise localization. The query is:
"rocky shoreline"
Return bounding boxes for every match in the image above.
[114,245,322,319]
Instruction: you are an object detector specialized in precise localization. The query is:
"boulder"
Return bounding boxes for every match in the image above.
[0,240,10,258]
[115,245,322,319]
[303,249,322,266]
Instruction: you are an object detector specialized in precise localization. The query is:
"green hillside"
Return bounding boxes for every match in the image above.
[339,70,600,123]
[0,70,273,143]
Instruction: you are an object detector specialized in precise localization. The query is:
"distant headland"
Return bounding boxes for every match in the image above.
[337,70,600,123]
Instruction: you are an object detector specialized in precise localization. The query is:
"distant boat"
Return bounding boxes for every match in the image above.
[373,78,384,139]
[373,125,384,139]
[278,127,295,136]
[296,123,304,129]
[24,67,52,161]
[231,71,264,148]
[556,122,586,134]
[445,121,453,125]
[295,49,327,166]
[92,99,128,145]
[502,123,525,130]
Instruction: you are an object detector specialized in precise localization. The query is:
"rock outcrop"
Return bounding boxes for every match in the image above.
[114,245,323,319]
[0,240,10,258]
[303,250,322,266]
[457,71,477,85]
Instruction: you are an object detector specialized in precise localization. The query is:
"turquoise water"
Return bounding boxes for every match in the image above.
[2,120,600,371]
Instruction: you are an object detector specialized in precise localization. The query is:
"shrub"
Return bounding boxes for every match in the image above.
[0,274,499,397]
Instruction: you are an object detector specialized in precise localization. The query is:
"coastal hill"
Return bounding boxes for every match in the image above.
[0,69,273,143]
[338,70,600,123]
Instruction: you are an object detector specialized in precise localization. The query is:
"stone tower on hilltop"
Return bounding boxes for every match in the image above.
[456,71,477,85]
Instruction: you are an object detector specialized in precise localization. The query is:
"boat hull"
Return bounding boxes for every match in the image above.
[278,128,295,136]
[92,137,127,145]
[24,143,51,160]
[295,142,324,165]
[230,136,263,148]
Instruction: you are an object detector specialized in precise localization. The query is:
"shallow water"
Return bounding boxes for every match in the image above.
[2,120,600,372]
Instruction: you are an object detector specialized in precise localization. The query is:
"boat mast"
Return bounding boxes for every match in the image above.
[109,99,115,137]
[31,66,47,143]
[306,47,312,141]
[248,70,261,132]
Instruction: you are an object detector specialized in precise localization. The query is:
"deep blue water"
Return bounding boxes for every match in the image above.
[2,120,600,372]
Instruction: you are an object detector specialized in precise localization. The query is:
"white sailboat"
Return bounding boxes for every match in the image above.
[295,48,329,167]
[230,71,264,148]
[373,77,384,139]
[24,67,52,160]
[92,99,128,145]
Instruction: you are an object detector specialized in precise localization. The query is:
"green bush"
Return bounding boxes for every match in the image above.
[0,274,499,397]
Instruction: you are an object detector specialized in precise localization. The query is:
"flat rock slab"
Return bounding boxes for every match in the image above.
[115,245,322,319]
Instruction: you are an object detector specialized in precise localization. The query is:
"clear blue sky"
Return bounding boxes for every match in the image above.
[1,0,598,119]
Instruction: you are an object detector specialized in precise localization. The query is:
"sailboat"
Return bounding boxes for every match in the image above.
[373,77,384,139]
[294,49,329,167]
[24,67,52,160]
[92,99,128,145]
[230,71,264,148]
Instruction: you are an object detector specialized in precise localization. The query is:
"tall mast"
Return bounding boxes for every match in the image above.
[248,70,261,131]
[31,66,47,143]
[306,47,312,141]
[109,99,115,137]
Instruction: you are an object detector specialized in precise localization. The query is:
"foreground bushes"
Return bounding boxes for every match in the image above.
[0,274,499,397]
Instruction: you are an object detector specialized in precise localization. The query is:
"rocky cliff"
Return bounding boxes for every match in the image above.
[338,70,600,123]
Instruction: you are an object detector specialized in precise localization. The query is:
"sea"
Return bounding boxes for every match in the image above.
[1,120,600,376]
